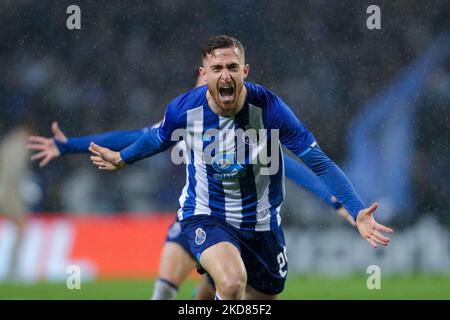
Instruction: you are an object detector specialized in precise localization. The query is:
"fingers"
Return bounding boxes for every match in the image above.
[360,225,391,248]
[52,121,68,142]
[27,143,46,151]
[357,203,379,223]
[95,162,111,170]
[31,151,47,161]
[376,223,394,234]
[39,155,52,168]
[372,230,390,246]
[374,230,390,243]
[357,203,393,248]
[90,160,112,170]
[90,155,110,170]
[90,155,103,164]
[51,122,59,134]
[90,142,106,154]
[365,202,379,216]
[29,136,49,144]
[88,143,102,157]
[366,236,378,248]
[365,229,390,248]
[93,162,108,169]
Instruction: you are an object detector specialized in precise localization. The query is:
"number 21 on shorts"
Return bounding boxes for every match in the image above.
[277,246,288,277]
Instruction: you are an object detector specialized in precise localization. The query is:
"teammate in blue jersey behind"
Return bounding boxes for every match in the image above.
[46,35,394,300]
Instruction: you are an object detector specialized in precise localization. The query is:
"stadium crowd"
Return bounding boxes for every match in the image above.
[0,0,448,226]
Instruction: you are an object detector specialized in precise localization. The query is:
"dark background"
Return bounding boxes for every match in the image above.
[0,0,448,226]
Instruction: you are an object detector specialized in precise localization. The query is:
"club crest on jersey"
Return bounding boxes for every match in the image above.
[195,228,206,245]
[211,153,245,181]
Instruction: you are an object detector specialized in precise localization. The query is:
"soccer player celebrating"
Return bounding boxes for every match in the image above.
[28,121,353,300]
[88,35,393,300]
[31,35,391,300]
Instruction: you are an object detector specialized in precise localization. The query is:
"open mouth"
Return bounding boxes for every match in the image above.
[218,85,235,101]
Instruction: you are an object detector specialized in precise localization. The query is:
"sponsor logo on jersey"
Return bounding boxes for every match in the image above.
[211,153,246,181]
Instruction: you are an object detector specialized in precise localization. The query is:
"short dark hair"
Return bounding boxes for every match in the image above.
[201,35,245,61]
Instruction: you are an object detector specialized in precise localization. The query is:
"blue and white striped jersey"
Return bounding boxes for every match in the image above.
[156,82,316,231]
[56,81,364,226]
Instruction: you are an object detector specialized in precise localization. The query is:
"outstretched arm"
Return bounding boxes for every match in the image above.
[88,94,185,170]
[88,126,172,171]
[27,122,68,167]
[284,154,355,226]
[28,121,145,167]
[300,145,393,247]
[266,90,393,248]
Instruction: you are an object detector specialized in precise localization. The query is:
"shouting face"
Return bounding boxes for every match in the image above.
[200,46,249,116]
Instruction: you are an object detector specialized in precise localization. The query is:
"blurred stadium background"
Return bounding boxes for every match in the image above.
[0,0,449,299]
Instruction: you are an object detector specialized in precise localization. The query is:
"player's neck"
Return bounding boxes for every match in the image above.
[206,86,247,117]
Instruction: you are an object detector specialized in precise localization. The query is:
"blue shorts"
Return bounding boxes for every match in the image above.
[164,220,196,260]
[180,215,288,295]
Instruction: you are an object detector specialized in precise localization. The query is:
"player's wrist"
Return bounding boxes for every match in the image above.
[53,138,67,156]
[355,210,365,223]
[114,152,125,169]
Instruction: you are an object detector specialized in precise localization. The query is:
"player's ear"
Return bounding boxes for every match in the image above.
[199,66,207,81]
[243,64,250,79]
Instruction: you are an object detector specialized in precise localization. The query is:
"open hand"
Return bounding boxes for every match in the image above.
[89,143,124,171]
[27,122,67,167]
[356,202,393,248]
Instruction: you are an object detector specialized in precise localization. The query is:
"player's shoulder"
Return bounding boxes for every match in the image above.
[245,82,281,109]
[167,85,208,115]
